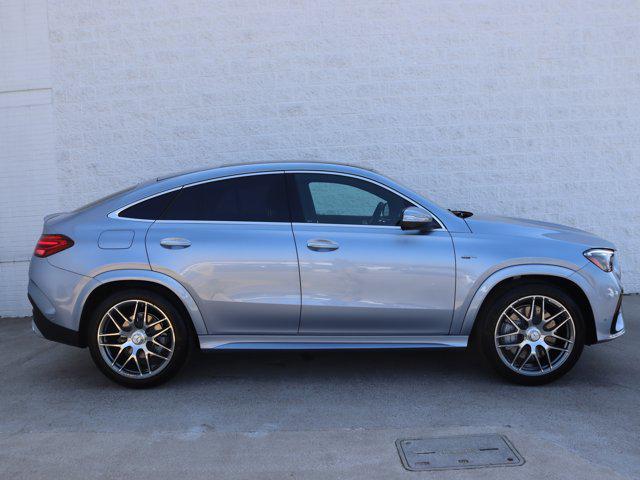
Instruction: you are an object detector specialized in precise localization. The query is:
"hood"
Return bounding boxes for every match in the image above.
[464,214,616,250]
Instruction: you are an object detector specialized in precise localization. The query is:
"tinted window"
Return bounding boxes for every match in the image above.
[291,173,413,226]
[162,174,290,222]
[119,190,179,220]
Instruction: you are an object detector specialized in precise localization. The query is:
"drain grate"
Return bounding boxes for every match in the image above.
[396,434,524,472]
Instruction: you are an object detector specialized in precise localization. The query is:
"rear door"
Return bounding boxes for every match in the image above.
[145,172,301,334]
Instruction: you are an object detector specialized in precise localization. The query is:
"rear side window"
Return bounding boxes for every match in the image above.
[119,190,179,220]
[161,173,290,222]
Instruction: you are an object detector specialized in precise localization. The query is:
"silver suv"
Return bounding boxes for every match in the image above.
[28,163,625,387]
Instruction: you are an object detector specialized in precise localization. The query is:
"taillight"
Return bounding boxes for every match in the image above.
[34,234,74,258]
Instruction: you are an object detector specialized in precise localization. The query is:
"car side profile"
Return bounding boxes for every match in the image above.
[28,163,625,387]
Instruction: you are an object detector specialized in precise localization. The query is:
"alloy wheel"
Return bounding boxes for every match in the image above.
[494,295,575,376]
[97,299,175,379]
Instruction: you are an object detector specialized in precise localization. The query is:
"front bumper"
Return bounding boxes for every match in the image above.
[571,262,626,344]
[601,292,625,342]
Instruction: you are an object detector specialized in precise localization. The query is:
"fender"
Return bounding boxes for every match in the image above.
[75,269,208,335]
[457,264,596,336]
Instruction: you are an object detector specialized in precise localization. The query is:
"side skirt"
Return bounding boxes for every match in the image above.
[198,335,468,350]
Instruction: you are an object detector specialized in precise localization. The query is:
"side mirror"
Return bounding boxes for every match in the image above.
[400,207,435,232]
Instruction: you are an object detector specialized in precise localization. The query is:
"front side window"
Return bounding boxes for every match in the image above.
[161,173,289,222]
[291,173,413,226]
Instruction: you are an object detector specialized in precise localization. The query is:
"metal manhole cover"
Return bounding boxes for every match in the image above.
[396,434,524,472]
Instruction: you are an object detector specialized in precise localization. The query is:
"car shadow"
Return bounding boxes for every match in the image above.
[176,347,493,385]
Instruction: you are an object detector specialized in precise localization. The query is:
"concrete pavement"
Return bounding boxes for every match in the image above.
[1,297,638,479]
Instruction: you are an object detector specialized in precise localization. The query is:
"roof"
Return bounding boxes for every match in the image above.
[155,161,380,182]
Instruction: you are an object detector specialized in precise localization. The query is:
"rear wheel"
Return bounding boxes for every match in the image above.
[87,289,190,388]
[478,283,585,385]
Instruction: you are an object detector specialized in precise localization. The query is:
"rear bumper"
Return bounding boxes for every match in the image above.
[28,256,98,341]
[29,295,82,347]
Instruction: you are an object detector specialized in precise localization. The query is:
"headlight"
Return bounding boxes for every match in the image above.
[584,248,615,272]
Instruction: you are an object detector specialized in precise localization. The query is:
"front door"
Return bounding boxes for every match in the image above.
[146,172,300,334]
[288,172,456,335]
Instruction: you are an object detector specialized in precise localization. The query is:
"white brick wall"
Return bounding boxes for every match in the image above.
[0,0,57,317]
[1,0,639,316]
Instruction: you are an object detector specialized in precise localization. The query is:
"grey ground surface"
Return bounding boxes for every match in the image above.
[1,297,638,479]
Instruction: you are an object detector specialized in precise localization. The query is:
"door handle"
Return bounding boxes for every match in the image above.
[307,239,339,251]
[160,237,191,249]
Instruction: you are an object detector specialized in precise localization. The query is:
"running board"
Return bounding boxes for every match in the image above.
[198,335,468,350]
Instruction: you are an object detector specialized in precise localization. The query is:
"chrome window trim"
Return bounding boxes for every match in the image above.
[108,169,445,230]
[292,222,402,230]
[108,186,183,221]
[177,170,284,189]
[153,220,293,226]
[108,171,284,222]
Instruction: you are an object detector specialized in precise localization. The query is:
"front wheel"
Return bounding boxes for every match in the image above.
[478,284,585,385]
[87,290,190,388]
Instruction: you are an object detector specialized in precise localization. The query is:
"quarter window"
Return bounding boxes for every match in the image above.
[119,190,179,220]
[161,173,290,222]
[290,173,413,226]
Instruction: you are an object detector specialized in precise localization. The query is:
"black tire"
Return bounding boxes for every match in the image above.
[87,289,191,388]
[478,283,585,385]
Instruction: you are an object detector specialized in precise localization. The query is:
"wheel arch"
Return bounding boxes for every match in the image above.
[77,270,207,347]
[461,267,597,346]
